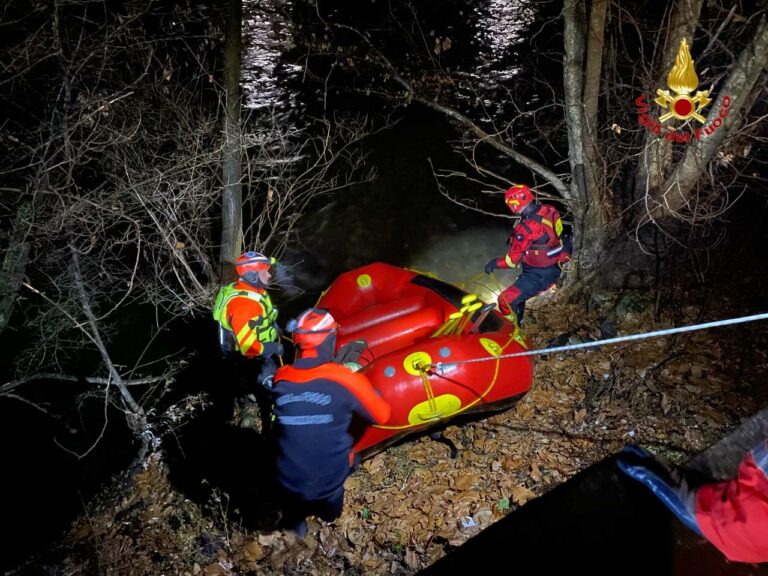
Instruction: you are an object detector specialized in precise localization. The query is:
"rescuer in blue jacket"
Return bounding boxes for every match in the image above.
[272,308,391,537]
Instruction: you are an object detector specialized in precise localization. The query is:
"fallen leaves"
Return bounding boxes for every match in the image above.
[242,540,265,562]
[45,297,768,575]
[530,461,543,482]
[509,485,536,506]
[452,471,480,491]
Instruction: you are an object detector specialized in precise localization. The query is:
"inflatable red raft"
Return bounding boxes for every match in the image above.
[316,262,534,458]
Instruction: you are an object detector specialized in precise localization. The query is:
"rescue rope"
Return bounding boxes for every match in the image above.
[431,312,768,370]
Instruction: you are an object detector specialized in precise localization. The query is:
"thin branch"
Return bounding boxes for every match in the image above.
[0,373,168,396]
[330,22,570,199]
[70,245,144,417]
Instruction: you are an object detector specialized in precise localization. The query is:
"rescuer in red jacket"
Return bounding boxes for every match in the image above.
[213,251,283,388]
[272,308,391,537]
[484,184,570,322]
[618,440,768,563]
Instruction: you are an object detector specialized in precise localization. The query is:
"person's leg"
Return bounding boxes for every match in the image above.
[317,484,346,523]
[511,265,561,322]
[232,354,260,427]
[278,487,310,537]
[498,284,522,317]
[502,277,530,322]
[237,356,277,435]
[259,355,278,432]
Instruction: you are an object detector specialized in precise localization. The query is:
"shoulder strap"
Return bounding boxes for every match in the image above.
[518,220,534,235]
[213,283,239,323]
[537,205,563,238]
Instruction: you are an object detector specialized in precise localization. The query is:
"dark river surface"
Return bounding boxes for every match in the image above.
[240,0,554,301]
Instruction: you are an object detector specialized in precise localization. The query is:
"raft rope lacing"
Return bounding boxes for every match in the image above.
[430,312,768,371]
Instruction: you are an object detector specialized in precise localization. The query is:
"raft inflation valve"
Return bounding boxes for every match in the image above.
[357,273,372,288]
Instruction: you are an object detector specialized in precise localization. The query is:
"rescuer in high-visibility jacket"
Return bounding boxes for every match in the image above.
[213,251,283,388]
[272,308,391,537]
[484,184,571,323]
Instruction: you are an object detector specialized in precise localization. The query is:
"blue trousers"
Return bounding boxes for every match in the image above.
[498,264,561,321]
[279,483,345,532]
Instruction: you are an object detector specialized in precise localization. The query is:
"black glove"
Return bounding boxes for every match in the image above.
[333,339,368,365]
[484,258,499,274]
[261,342,284,357]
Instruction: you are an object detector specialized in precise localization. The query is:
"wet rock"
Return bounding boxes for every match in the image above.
[238,416,257,429]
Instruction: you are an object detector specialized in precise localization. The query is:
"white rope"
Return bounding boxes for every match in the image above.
[432,312,768,369]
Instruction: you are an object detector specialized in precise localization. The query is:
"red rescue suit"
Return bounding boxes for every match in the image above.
[494,203,568,270]
[493,203,568,318]
[695,439,768,563]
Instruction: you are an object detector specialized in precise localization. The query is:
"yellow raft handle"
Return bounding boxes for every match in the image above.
[432,295,483,338]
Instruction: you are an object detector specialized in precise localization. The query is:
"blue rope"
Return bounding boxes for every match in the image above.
[433,312,768,368]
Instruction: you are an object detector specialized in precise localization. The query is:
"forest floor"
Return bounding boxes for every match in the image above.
[13,284,768,576]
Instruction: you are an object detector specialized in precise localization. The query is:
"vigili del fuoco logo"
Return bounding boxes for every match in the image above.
[635,39,731,143]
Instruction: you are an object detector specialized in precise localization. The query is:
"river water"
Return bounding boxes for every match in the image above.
[240,0,548,305]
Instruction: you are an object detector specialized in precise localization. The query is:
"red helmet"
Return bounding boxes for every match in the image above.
[288,308,338,352]
[235,251,274,278]
[504,184,534,214]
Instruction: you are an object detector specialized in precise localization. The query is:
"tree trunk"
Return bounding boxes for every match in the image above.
[564,0,608,277]
[582,0,608,198]
[221,0,243,271]
[635,0,704,198]
[654,15,768,218]
[563,0,587,204]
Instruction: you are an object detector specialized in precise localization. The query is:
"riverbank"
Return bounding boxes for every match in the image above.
[11,278,767,575]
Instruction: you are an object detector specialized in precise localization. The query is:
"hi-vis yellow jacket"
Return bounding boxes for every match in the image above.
[213,281,277,356]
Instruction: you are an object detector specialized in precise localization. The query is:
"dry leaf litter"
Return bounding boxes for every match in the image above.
[29,292,768,575]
